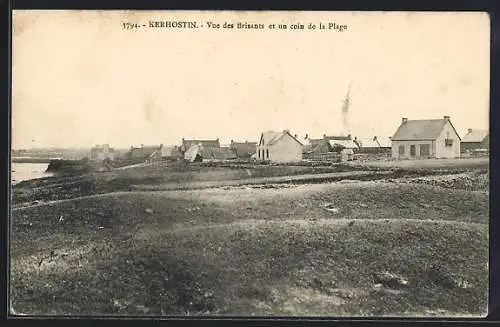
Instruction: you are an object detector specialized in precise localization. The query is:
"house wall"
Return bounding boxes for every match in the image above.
[358,147,391,154]
[184,145,202,162]
[482,135,490,149]
[461,135,489,152]
[391,121,460,159]
[257,134,302,163]
[435,121,460,158]
[461,142,481,152]
[311,141,331,154]
[391,140,435,159]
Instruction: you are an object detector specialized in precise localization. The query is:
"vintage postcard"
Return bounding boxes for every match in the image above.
[10,10,490,317]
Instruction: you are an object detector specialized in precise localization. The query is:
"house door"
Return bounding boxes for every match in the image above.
[420,144,430,157]
[410,145,416,157]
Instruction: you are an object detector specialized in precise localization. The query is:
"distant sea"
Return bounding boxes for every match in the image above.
[11,162,53,185]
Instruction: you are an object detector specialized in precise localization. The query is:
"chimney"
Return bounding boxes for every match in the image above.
[443,115,450,120]
[468,128,473,134]
[402,118,408,124]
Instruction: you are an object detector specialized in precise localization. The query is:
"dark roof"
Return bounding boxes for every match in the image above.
[230,141,257,158]
[182,139,220,151]
[309,141,332,154]
[203,147,237,160]
[461,130,489,143]
[392,119,458,141]
[184,144,237,161]
[323,135,352,141]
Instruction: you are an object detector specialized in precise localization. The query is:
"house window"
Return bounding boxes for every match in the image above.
[410,145,416,156]
[398,145,405,155]
[444,132,453,147]
[258,149,261,159]
[420,144,430,157]
[266,149,269,159]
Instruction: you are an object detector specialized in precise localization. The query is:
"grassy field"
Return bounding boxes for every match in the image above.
[10,161,489,317]
[349,157,489,170]
[11,159,489,207]
[10,163,368,206]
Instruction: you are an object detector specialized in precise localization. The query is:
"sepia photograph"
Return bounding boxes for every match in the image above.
[10,10,490,317]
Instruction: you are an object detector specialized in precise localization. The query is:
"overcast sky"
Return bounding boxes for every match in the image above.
[12,10,490,149]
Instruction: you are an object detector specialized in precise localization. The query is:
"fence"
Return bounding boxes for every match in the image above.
[354,153,393,162]
[303,152,342,162]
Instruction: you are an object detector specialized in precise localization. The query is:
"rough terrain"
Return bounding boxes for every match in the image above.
[10,158,489,317]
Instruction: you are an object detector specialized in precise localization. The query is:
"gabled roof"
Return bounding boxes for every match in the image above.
[354,138,379,148]
[204,147,238,160]
[392,119,458,141]
[259,130,303,147]
[461,130,489,143]
[308,135,351,147]
[231,141,257,157]
[355,136,392,148]
[260,131,282,146]
[184,144,237,161]
[375,137,392,148]
[182,139,220,150]
[328,139,358,149]
[324,135,352,141]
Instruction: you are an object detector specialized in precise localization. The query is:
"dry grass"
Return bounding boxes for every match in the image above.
[349,157,489,170]
[11,163,352,206]
[10,179,489,317]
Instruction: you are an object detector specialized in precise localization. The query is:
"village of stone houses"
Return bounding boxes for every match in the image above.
[11,110,489,317]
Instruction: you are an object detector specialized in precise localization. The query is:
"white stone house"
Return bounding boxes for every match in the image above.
[391,116,461,159]
[90,144,115,161]
[256,130,303,163]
